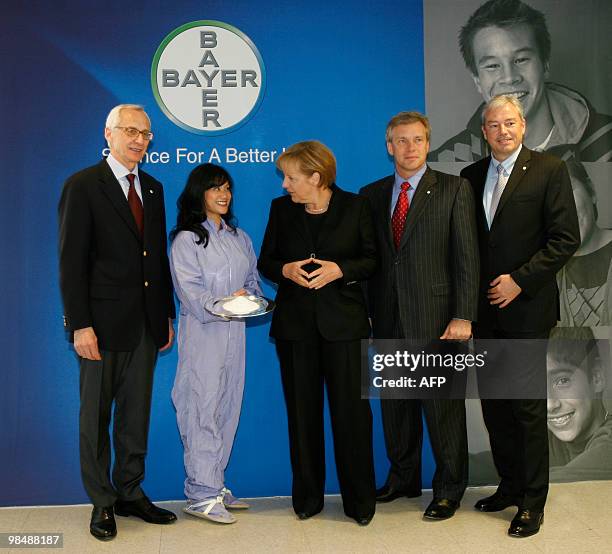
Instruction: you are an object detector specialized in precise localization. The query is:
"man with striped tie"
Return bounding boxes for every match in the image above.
[460,94,579,537]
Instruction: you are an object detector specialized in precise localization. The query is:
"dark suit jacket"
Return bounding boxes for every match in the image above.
[258,185,376,341]
[460,147,580,333]
[58,159,175,351]
[360,168,479,339]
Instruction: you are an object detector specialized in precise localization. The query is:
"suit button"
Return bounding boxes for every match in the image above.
[144,281,149,287]
[143,250,147,256]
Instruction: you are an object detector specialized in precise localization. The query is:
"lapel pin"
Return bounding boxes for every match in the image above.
[426,190,431,194]
[149,189,154,194]
[522,166,527,170]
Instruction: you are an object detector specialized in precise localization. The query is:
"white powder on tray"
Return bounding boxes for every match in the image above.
[222,295,261,315]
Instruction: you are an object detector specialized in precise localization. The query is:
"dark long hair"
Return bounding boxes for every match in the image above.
[169,163,237,247]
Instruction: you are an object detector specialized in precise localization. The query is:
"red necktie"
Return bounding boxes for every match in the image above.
[126,173,144,237]
[391,181,411,248]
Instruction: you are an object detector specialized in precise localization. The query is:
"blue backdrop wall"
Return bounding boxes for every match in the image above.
[0,0,433,506]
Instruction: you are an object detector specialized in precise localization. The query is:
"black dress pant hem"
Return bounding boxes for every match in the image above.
[79,326,157,507]
[475,326,550,512]
[276,335,376,518]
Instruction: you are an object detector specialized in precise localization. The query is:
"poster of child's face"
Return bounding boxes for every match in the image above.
[546,330,606,444]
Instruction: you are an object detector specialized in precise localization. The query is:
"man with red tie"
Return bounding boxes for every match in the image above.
[58,104,176,540]
[360,112,479,520]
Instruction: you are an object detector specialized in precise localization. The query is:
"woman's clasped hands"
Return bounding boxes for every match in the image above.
[282,258,343,290]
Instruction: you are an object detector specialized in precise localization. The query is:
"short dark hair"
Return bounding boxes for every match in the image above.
[547,327,600,380]
[459,0,551,75]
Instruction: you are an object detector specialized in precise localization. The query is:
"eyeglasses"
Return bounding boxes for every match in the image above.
[115,126,154,141]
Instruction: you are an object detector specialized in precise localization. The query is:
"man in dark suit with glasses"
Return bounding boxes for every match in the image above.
[59,104,176,540]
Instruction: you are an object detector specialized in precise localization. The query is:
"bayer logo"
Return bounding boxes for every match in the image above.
[151,20,266,135]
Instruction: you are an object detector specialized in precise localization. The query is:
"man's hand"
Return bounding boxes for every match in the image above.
[159,318,175,352]
[74,326,101,360]
[488,274,522,308]
[307,259,343,290]
[440,319,472,340]
[282,258,313,288]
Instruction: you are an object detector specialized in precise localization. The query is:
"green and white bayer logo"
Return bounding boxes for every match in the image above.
[151,20,266,135]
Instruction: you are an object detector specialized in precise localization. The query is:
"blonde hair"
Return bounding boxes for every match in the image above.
[276,141,336,189]
[386,111,431,142]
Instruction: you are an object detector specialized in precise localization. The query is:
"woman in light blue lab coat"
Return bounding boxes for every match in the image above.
[169,164,261,524]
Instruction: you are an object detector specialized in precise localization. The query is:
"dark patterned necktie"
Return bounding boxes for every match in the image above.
[126,173,144,236]
[391,181,411,248]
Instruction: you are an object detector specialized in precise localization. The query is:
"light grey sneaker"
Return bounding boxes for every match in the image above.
[183,497,236,524]
[222,487,250,510]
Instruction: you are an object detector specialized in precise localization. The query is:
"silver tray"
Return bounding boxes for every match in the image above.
[209,295,275,318]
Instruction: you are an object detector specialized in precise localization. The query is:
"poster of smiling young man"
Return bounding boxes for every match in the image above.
[424,0,612,484]
[425,0,612,164]
[547,327,612,482]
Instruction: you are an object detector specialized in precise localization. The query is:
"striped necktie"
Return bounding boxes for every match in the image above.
[489,164,507,225]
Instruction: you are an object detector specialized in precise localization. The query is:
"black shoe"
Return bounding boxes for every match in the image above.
[353,513,374,526]
[296,509,321,520]
[423,498,459,520]
[508,509,543,538]
[114,495,177,524]
[375,484,422,503]
[90,506,116,541]
[296,503,323,520]
[474,491,519,512]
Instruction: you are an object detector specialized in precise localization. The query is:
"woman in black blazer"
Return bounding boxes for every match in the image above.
[258,141,377,525]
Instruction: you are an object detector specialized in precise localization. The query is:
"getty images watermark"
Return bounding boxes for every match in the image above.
[361,337,611,400]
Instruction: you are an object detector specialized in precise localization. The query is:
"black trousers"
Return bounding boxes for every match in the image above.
[276,336,376,519]
[475,326,550,511]
[380,397,468,500]
[379,313,468,501]
[79,326,157,506]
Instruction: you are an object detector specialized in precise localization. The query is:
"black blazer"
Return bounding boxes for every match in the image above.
[460,147,580,333]
[360,168,479,339]
[258,185,376,341]
[58,159,175,350]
